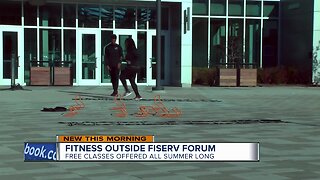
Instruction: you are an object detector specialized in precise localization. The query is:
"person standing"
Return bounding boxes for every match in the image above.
[120,37,142,100]
[105,34,123,96]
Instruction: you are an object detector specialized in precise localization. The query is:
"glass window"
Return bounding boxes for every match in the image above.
[40,29,61,67]
[246,0,261,17]
[101,6,113,28]
[64,30,76,82]
[264,1,279,17]
[210,19,226,66]
[63,4,76,27]
[192,0,208,15]
[101,31,113,83]
[119,35,131,58]
[151,36,165,79]
[228,19,244,65]
[82,34,96,79]
[245,19,260,67]
[192,18,208,67]
[149,8,156,29]
[78,5,99,28]
[3,32,18,79]
[210,0,226,16]
[149,7,169,30]
[39,3,61,26]
[263,20,278,67]
[24,2,37,26]
[162,7,169,30]
[115,7,136,29]
[137,8,149,29]
[229,0,244,16]
[0,1,21,25]
[24,29,37,84]
[137,32,147,83]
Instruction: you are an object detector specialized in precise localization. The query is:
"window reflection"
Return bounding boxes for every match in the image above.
[228,19,243,65]
[245,19,260,67]
[101,6,113,28]
[115,7,136,29]
[210,0,226,16]
[138,8,150,29]
[78,5,99,28]
[40,29,61,67]
[264,1,279,17]
[229,0,244,16]
[193,0,208,15]
[210,19,226,66]
[246,0,261,17]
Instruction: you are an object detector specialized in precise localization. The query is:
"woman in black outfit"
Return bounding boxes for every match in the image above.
[120,37,142,100]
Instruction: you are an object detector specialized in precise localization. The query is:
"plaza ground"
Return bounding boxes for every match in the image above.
[0,85,319,180]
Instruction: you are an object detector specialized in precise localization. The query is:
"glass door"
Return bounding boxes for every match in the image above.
[113,30,137,85]
[77,29,101,85]
[114,30,137,62]
[147,30,156,85]
[0,27,24,85]
[148,31,169,85]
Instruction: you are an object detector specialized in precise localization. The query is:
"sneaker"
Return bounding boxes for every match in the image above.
[123,91,132,97]
[110,92,118,96]
[134,96,142,101]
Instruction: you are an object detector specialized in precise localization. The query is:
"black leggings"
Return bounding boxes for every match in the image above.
[109,67,120,93]
[120,66,140,96]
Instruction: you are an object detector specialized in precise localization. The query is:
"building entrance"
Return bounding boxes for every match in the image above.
[76,29,163,86]
[76,29,101,85]
[0,27,24,86]
[150,31,170,85]
[0,1,188,87]
[114,30,140,86]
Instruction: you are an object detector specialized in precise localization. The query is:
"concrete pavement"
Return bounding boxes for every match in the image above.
[0,85,319,180]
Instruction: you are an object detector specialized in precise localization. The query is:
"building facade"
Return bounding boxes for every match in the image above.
[0,0,319,86]
[193,0,280,69]
[193,0,320,85]
[0,0,192,87]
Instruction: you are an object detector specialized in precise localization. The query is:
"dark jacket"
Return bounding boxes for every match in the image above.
[125,49,139,66]
[105,43,123,68]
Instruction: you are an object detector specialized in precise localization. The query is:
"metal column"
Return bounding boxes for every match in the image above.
[153,0,164,90]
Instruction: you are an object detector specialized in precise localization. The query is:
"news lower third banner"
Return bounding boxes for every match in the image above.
[24,142,57,161]
[24,135,259,162]
[56,135,154,143]
[57,143,259,161]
